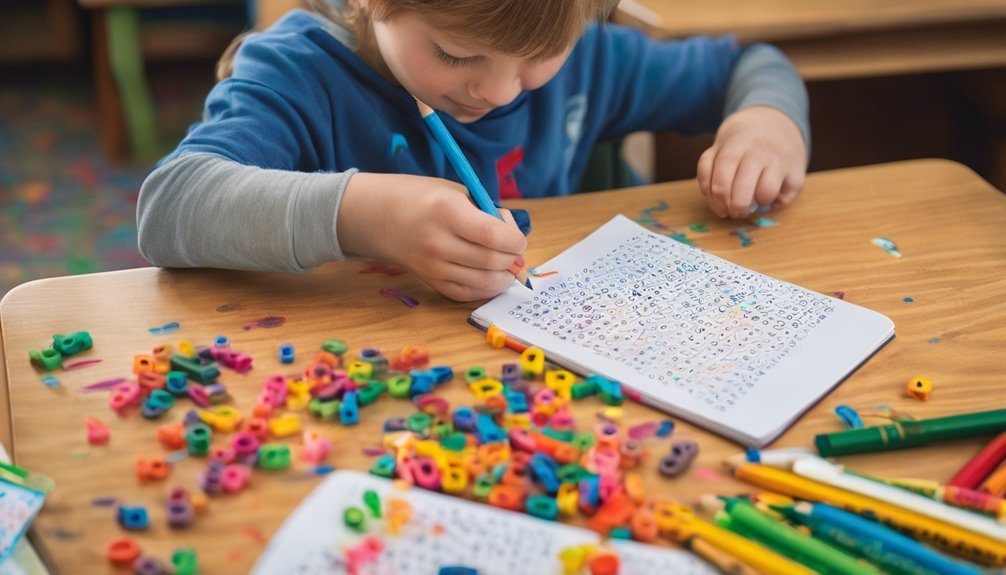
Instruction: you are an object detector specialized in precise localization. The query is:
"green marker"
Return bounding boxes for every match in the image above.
[815,409,1006,457]
[718,498,881,575]
[0,461,54,493]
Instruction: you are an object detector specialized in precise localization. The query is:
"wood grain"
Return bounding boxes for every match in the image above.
[78,0,239,8]
[614,0,1006,43]
[614,0,1006,80]
[2,159,1005,572]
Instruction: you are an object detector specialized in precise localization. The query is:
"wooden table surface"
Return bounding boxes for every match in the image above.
[615,0,1006,80]
[2,159,1006,573]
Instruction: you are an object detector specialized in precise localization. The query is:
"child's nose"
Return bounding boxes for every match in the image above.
[468,72,522,108]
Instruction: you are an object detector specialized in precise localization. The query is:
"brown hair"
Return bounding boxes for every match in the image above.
[219,0,617,80]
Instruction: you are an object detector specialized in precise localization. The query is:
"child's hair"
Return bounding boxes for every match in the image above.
[218,0,618,81]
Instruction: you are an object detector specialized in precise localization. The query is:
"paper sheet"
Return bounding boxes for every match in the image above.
[472,215,894,446]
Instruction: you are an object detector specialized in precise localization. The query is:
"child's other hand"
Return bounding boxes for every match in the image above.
[338,173,528,302]
[697,106,807,219]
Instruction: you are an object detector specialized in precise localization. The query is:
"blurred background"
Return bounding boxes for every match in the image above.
[1,0,1004,298]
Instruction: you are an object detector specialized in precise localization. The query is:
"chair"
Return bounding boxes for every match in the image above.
[78,0,245,160]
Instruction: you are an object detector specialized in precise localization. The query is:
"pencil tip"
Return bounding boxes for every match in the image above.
[413,97,433,117]
[524,278,533,290]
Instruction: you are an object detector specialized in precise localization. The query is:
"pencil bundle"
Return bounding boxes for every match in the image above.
[714,421,1006,575]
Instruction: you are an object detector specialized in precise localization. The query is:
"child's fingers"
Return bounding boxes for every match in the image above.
[727,156,763,219]
[499,209,530,281]
[753,164,784,207]
[433,279,503,303]
[498,209,522,234]
[708,148,742,218]
[429,263,514,298]
[453,208,528,256]
[696,147,716,197]
[428,235,523,273]
[774,170,805,208]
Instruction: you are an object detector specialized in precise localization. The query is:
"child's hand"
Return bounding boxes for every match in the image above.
[338,173,528,302]
[697,106,807,219]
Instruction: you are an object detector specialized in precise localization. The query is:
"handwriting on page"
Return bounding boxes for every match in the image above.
[509,233,835,412]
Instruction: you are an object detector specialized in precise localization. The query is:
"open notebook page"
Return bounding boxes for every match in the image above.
[253,470,715,574]
[472,215,894,446]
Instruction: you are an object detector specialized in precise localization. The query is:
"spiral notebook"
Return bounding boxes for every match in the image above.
[252,470,716,574]
[471,215,894,447]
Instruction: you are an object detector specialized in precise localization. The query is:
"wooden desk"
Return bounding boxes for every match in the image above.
[615,0,1006,80]
[2,159,1005,572]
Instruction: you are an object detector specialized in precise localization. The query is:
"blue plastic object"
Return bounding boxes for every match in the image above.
[117,505,150,530]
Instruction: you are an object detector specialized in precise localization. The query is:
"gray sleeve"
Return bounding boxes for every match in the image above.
[137,153,356,272]
[724,43,811,160]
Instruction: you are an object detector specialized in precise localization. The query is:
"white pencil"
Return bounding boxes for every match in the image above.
[725,447,817,470]
[791,456,1006,543]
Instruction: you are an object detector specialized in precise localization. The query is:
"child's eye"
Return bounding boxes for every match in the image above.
[434,44,477,68]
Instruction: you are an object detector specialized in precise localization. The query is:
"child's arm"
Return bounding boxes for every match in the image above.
[137,155,526,301]
[137,154,353,272]
[137,23,526,301]
[578,27,809,219]
[697,44,808,219]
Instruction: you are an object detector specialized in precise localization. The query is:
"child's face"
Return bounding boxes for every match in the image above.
[371,12,571,123]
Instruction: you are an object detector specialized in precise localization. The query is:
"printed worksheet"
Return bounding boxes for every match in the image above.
[252,471,715,575]
[472,215,894,446]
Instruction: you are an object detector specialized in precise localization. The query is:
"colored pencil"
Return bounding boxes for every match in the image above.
[685,535,761,575]
[729,462,1006,566]
[941,485,1006,521]
[718,497,880,574]
[781,501,984,575]
[979,463,1006,497]
[656,503,815,575]
[949,432,1006,489]
[792,457,1006,543]
[414,98,532,289]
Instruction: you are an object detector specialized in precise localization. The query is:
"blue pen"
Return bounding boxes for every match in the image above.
[783,502,983,575]
[415,98,532,290]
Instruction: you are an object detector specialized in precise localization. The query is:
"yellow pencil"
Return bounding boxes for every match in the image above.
[686,536,762,575]
[732,462,1006,567]
[654,503,816,575]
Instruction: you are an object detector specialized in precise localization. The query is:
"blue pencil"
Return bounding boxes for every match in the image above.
[782,502,983,575]
[415,98,532,290]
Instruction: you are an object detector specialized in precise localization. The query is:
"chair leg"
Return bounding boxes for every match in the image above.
[106,6,159,160]
[92,9,129,161]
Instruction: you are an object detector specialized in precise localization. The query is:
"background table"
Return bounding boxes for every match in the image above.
[2,159,1005,572]
[614,0,1006,196]
[615,0,1006,80]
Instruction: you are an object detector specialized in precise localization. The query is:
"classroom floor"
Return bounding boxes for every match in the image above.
[0,62,215,299]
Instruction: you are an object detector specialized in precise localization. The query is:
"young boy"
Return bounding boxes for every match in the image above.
[138,0,808,301]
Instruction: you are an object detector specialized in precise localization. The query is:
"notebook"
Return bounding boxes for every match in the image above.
[471,215,894,447]
[252,470,717,574]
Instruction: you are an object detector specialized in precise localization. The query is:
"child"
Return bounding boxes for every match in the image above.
[138,0,809,302]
